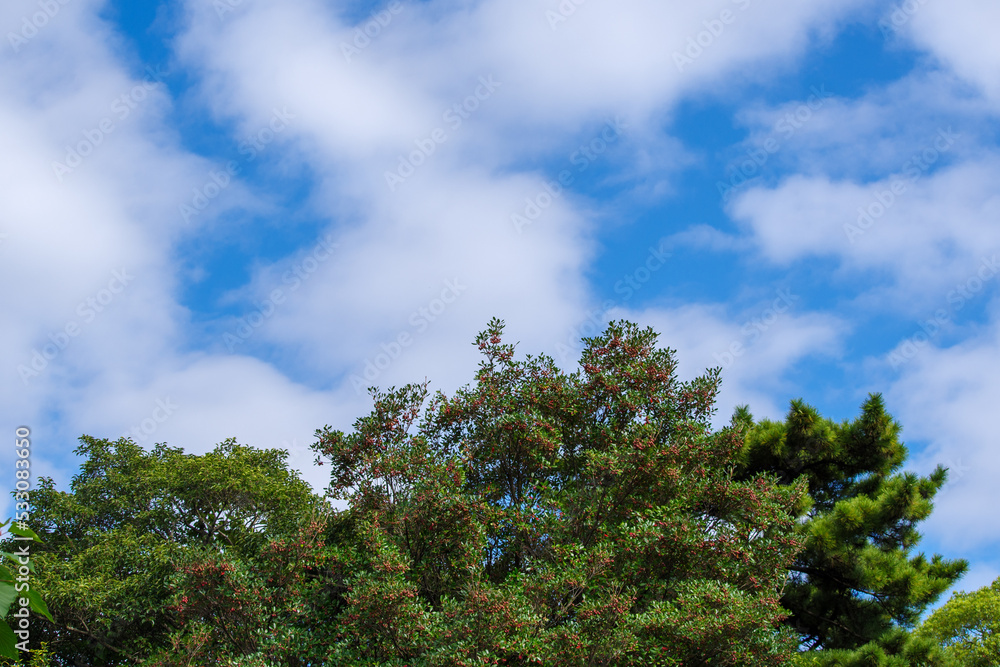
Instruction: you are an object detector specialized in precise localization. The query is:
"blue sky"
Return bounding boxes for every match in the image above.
[2,0,998,598]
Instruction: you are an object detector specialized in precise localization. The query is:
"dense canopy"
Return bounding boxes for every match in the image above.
[1,320,975,666]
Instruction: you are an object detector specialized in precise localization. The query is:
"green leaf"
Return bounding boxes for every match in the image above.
[0,553,35,573]
[0,620,17,661]
[0,581,15,617]
[8,525,42,543]
[27,589,54,623]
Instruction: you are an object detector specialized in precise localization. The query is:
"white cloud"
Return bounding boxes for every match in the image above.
[730,159,1000,303]
[0,0,339,515]
[722,67,1000,308]
[6,0,997,589]
[886,316,1000,561]
[58,354,357,494]
[169,0,873,388]
[903,0,1000,106]
[729,71,995,182]
[178,0,872,152]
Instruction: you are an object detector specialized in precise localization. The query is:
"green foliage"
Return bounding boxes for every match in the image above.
[307,318,807,665]
[16,319,972,666]
[0,641,51,667]
[916,576,1000,666]
[793,628,957,667]
[18,436,324,665]
[0,521,53,663]
[34,436,318,554]
[735,396,967,665]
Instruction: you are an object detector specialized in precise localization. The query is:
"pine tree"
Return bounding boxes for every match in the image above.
[734,395,967,665]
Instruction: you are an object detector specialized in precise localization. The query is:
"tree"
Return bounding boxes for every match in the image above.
[734,396,967,666]
[20,436,324,665]
[0,521,54,663]
[19,318,970,666]
[308,318,807,665]
[917,576,1000,666]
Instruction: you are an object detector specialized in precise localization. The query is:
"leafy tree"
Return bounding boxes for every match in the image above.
[734,396,968,666]
[1,521,54,663]
[917,576,1000,666]
[18,318,971,666]
[20,436,324,665]
[308,318,807,665]
[0,640,52,667]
